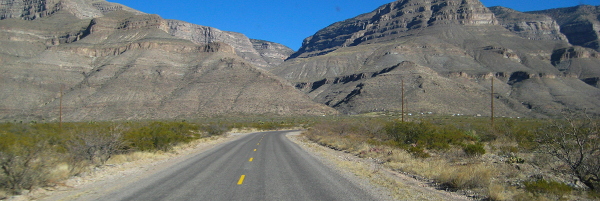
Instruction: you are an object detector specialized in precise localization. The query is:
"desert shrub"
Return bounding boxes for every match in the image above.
[202,124,229,136]
[524,179,572,197]
[124,121,201,152]
[384,121,476,155]
[407,146,430,158]
[536,115,600,191]
[463,143,486,156]
[0,123,55,193]
[437,163,494,190]
[65,124,126,166]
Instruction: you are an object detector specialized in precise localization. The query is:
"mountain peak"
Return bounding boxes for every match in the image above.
[290,0,497,59]
[0,0,143,20]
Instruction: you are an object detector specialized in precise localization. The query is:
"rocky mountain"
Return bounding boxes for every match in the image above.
[531,5,600,52]
[4,0,600,121]
[490,6,568,42]
[0,0,335,121]
[274,0,600,117]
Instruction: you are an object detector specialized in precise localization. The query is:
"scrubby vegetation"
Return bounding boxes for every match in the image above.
[302,114,599,200]
[0,118,302,197]
[1,114,598,200]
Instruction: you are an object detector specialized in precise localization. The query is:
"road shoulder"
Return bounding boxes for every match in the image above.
[286,132,471,201]
[24,133,247,201]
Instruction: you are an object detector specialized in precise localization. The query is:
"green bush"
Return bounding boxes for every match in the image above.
[463,143,486,156]
[124,122,201,152]
[384,121,476,152]
[524,179,572,197]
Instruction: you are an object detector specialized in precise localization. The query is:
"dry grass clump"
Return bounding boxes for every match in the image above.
[0,189,8,200]
[305,124,496,193]
[303,116,598,200]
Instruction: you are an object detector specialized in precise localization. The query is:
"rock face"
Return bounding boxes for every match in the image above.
[166,20,279,70]
[532,5,600,52]
[0,0,291,70]
[490,6,568,41]
[0,0,142,20]
[0,0,335,121]
[275,0,600,117]
[250,39,295,69]
[289,0,497,59]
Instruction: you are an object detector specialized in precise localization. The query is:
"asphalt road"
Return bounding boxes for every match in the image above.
[95,130,377,201]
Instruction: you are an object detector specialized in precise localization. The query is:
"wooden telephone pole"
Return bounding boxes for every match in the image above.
[401,79,405,122]
[59,85,63,130]
[491,76,495,128]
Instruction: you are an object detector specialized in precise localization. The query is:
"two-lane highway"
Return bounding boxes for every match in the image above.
[93,131,377,201]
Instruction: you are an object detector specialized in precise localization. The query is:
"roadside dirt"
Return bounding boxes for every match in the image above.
[11,133,245,201]
[286,132,472,201]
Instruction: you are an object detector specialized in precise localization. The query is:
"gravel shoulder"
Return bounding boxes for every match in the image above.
[286,132,472,201]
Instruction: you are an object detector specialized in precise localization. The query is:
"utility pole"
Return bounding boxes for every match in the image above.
[59,85,63,130]
[491,76,495,128]
[401,79,405,122]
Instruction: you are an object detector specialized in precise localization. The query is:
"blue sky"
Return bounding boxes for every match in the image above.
[109,0,600,51]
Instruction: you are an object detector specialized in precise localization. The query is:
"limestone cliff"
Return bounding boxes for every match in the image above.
[532,5,600,52]
[0,0,291,70]
[490,6,568,41]
[0,0,142,20]
[167,20,275,69]
[250,39,295,70]
[289,0,497,59]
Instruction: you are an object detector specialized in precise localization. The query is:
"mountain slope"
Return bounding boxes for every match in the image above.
[0,0,336,121]
[275,0,600,117]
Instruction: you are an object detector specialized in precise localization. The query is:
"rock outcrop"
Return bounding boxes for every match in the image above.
[167,20,276,69]
[532,5,600,52]
[490,6,568,41]
[250,39,295,69]
[0,0,292,70]
[0,0,142,20]
[289,0,497,59]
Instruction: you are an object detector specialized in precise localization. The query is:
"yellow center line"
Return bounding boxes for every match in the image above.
[254,149,257,151]
[249,157,253,162]
[257,143,260,145]
[237,175,245,185]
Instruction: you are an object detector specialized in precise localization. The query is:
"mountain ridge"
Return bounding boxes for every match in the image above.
[0,0,336,121]
[274,0,600,117]
[2,0,600,121]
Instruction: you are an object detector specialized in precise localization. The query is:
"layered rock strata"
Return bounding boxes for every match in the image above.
[490,6,568,41]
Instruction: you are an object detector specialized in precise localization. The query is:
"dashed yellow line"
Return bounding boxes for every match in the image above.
[254,149,257,151]
[237,175,245,185]
[249,157,253,162]
[257,143,260,145]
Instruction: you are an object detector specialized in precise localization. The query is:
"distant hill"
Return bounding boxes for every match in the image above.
[273,0,600,117]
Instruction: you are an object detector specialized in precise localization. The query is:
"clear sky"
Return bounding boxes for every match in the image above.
[108,0,600,51]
